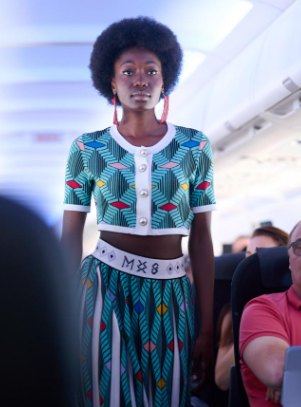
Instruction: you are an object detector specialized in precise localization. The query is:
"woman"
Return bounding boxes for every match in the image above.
[215,226,289,393]
[62,17,216,407]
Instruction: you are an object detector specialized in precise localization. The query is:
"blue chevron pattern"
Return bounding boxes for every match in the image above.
[78,256,194,406]
[64,125,216,231]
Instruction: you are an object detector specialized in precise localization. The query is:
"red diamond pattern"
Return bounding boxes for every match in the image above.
[100,320,106,333]
[88,387,104,403]
[159,203,177,211]
[87,390,92,401]
[88,316,93,328]
[110,201,130,209]
[179,339,183,352]
[136,369,143,382]
[66,180,82,189]
[168,339,174,353]
[196,181,210,190]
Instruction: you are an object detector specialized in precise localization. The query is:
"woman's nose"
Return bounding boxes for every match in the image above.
[133,72,148,88]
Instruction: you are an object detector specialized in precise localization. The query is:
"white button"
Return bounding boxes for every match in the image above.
[140,149,148,157]
[139,189,148,197]
[139,217,147,226]
[139,164,147,172]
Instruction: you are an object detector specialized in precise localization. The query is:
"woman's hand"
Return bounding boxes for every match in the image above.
[191,333,214,394]
[266,387,281,404]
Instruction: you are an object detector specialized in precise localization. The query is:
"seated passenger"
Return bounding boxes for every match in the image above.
[245,226,289,258]
[215,226,289,391]
[239,221,301,406]
[231,235,250,253]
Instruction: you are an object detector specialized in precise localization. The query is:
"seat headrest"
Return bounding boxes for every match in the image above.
[215,252,245,280]
[257,246,291,288]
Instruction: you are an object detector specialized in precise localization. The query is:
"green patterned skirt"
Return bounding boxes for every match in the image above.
[77,245,194,407]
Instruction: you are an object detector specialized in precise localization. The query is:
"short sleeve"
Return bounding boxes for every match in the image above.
[190,136,217,213]
[239,295,290,358]
[63,137,92,212]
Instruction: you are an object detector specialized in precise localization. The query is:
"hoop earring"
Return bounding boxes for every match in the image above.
[112,94,119,126]
[160,93,169,125]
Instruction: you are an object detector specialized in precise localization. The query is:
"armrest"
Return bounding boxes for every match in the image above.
[281,347,301,407]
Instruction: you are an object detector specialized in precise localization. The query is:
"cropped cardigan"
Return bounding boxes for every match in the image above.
[63,123,216,236]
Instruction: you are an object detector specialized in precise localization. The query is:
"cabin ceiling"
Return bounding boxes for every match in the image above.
[0,0,299,251]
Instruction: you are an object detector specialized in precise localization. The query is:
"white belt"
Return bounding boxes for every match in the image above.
[92,238,186,280]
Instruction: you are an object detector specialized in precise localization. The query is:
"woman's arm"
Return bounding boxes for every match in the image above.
[189,211,215,389]
[61,211,87,271]
[215,311,235,391]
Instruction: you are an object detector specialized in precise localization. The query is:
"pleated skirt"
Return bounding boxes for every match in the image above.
[77,252,194,407]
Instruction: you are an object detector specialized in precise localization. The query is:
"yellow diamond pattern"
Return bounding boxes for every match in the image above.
[157,377,166,389]
[181,183,189,191]
[81,277,86,286]
[97,180,105,187]
[131,185,136,189]
[157,302,168,316]
[87,279,93,289]
[152,185,156,189]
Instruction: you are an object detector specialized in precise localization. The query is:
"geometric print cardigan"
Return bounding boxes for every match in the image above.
[63,123,216,236]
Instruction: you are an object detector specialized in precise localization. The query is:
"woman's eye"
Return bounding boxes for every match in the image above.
[122,70,133,76]
[148,70,157,75]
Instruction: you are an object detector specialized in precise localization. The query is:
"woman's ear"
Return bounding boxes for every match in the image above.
[111,77,116,95]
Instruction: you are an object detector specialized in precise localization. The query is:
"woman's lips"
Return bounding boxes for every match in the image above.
[131,92,150,100]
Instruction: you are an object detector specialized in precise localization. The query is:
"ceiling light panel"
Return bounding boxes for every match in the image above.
[179,50,207,84]
[161,0,253,51]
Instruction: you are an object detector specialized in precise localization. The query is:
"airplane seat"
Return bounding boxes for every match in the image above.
[230,246,291,407]
[212,251,246,339]
[0,196,79,406]
[193,251,245,406]
[194,251,245,342]
[228,365,240,407]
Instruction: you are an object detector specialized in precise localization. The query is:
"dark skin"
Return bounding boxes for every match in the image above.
[61,46,214,390]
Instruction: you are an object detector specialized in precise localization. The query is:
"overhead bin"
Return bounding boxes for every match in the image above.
[203,35,266,144]
[254,0,301,112]
[202,0,301,146]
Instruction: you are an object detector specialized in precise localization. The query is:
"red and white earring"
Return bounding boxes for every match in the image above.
[160,89,169,125]
[112,92,119,126]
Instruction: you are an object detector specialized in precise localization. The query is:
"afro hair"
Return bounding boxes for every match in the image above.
[89,16,183,105]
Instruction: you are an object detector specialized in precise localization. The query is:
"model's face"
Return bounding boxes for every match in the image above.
[245,235,278,257]
[111,47,164,111]
[288,223,301,297]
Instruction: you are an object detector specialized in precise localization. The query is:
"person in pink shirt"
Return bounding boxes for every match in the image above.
[239,220,301,406]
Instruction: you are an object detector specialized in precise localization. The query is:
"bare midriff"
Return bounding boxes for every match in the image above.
[100,231,183,259]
